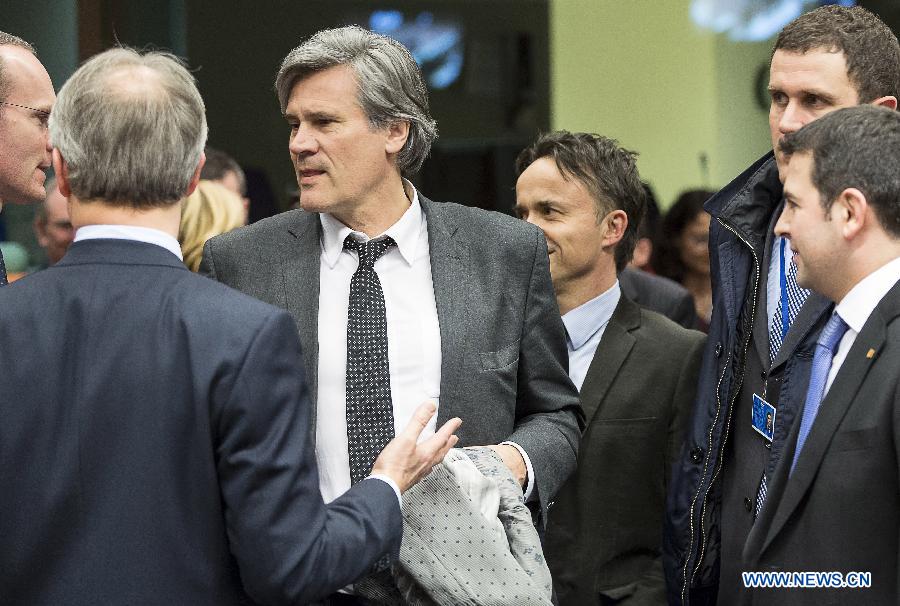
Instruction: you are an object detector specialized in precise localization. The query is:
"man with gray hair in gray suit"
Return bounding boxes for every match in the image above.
[201,26,583,602]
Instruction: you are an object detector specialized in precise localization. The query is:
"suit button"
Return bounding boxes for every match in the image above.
[715,342,723,358]
[690,447,704,463]
[745,497,752,512]
[760,371,767,380]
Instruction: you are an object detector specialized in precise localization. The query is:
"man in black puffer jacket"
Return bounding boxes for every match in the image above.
[663,6,900,605]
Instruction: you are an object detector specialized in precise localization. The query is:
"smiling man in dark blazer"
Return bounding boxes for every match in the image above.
[743,105,900,605]
[515,131,705,605]
[201,25,582,585]
[0,47,461,606]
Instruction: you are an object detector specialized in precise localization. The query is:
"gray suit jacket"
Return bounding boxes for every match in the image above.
[545,296,705,605]
[200,196,584,516]
[742,282,900,606]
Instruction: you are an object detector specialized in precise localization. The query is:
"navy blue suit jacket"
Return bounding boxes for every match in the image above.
[0,239,401,605]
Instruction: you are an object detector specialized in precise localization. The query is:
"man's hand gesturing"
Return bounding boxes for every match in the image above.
[371,402,462,494]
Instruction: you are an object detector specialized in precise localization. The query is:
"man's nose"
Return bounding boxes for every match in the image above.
[289,126,317,155]
[778,101,806,136]
[774,206,789,237]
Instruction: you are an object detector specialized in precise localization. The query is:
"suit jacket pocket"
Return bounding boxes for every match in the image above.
[595,416,658,425]
[830,427,875,452]
[479,339,521,371]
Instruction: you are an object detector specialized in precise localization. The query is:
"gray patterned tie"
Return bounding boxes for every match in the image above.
[344,235,397,484]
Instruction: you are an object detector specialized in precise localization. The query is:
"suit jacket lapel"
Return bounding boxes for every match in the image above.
[578,296,639,426]
[756,289,900,558]
[284,212,323,427]
[770,293,831,369]
[420,196,470,426]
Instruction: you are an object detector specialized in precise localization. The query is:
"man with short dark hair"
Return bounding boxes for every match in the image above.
[201,146,246,196]
[0,31,55,284]
[515,131,704,605]
[32,177,74,266]
[743,104,900,605]
[202,26,582,603]
[0,46,460,605]
[665,6,900,604]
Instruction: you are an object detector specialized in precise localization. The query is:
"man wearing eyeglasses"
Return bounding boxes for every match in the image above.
[0,31,55,284]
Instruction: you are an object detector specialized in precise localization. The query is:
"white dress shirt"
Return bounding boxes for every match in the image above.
[562,281,621,391]
[825,255,900,395]
[316,185,536,503]
[74,224,183,260]
[316,188,443,504]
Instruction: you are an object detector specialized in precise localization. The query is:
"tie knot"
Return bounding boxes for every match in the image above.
[343,235,397,268]
[819,312,849,355]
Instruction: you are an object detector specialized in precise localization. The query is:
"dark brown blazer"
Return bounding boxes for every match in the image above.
[545,295,705,605]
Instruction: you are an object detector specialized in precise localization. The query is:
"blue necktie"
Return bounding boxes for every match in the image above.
[790,312,849,475]
[769,238,809,362]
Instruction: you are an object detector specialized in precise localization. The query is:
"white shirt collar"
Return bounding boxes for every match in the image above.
[74,225,184,261]
[835,255,900,333]
[319,180,422,269]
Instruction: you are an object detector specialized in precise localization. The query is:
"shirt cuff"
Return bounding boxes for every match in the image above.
[500,440,536,501]
[366,474,402,507]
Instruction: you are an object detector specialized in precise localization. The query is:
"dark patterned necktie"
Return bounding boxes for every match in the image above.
[768,238,809,362]
[0,246,8,286]
[344,235,397,484]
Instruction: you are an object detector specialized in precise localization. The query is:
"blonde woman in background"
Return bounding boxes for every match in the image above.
[179,180,245,271]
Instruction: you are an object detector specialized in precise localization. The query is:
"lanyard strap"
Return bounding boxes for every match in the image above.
[779,237,790,340]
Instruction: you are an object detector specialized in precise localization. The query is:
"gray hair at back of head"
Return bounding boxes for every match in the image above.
[275,25,437,176]
[0,31,37,105]
[49,47,208,208]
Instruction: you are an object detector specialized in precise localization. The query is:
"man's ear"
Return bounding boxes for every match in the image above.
[835,187,868,240]
[184,153,207,197]
[385,120,410,155]
[871,95,897,111]
[52,148,71,197]
[601,209,629,248]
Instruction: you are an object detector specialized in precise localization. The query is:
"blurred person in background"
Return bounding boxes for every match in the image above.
[32,176,74,267]
[655,189,715,331]
[621,182,699,329]
[630,182,662,271]
[179,179,246,272]
[201,146,249,223]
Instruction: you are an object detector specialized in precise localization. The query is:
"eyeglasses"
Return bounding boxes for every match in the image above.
[0,101,50,116]
[1,101,50,132]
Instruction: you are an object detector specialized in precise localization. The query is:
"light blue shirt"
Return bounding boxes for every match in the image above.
[562,281,621,391]
[766,235,791,333]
